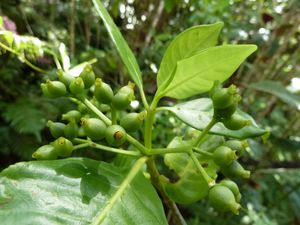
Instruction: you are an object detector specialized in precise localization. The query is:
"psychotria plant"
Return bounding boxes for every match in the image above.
[0,1,266,224]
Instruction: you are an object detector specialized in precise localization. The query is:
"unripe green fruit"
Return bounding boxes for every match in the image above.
[105,125,127,146]
[79,64,95,88]
[211,87,235,109]
[213,102,237,120]
[57,69,74,87]
[120,112,146,132]
[64,121,79,139]
[224,140,247,157]
[53,137,73,157]
[222,114,252,130]
[41,83,52,98]
[32,145,58,160]
[213,146,237,167]
[69,77,85,95]
[219,179,241,202]
[220,161,251,179]
[112,82,135,110]
[47,120,65,138]
[44,80,67,98]
[62,110,81,123]
[81,118,106,141]
[94,78,114,104]
[208,185,241,214]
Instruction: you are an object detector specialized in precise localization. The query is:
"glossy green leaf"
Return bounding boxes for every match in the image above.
[164,98,266,139]
[248,80,300,108]
[162,137,218,204]
[0,158,168,225]
[92,0,143,90]
[158,45,257,99]
[157,22,223,88]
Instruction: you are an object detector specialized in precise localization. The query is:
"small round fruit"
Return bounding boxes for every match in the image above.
[64,121,79,139]
[112,82,135,110]
[219,179,241,202]
[105,125,127,146]
[69,77,85,95]
[120,112,146,132]
[208,185,241,214]
[222,114,252,130]
[81,118,106,141]
[211,85,237,109]
[79,64,95,88]
[213,146,237,167]
[57,69,75,87]
[47,121,65,138]
[53,137,73,157]
[62,110,81,123]
[224,140,247,157]
[32,145,58,160]
[94,78,114,104]
[45,80,67,98]
[220,161,251,179]
[213,102,237,120]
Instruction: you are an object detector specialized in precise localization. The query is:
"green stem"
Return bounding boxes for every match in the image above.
[74,138,141,157]
[189,150,215,187]
[73,143,90,150]
[193,147,213,157]
[0,41,48,74]
[83,98,111,125]
[195,118,217,147]
[140,88,149,110]
[149,147,190,155]
[90,142,141,157]
[92,156,148,225]
[110,105,117,124]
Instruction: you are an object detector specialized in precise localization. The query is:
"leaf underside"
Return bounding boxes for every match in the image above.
[0,158,168,225]
[165,98,267,139]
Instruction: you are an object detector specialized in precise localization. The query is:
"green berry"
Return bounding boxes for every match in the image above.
[57,69,75,87]
[120,112,146,132]
[213,146,237,167]
[44,80,67,98]
[62,110,81,123]
[222,114,252,130]
[208,185,241,214]
[105,125,127,146]
[224,140,247,157]
[69,77,85,95]
[64,121,79,139]
[32,145,58,160]
[112,82,135,110]
[211,85,237,109]
[79,64,95,88]
[81,118,106,141]
[220,161,251,179]
[53,137,73,157]
[47,120,65,138]
[219,179,241,202]
[94,78,114,104]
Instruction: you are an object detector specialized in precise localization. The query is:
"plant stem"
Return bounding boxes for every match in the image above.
[195,118,217,147]
[90,142,141,157]
[110,105,117,124]
[193,147,213,157]
[0,41,48,74]
[92,156,148,225]
[189,150,215,187]
[148,147,190,155]
[83,98,112,125]
[73,138,141,157]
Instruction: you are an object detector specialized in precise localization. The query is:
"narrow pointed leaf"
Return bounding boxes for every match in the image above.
[159,45,257,99]
[0,158,168,225]
[164,98,266,139]
[92,0,143,90]
[157,22,224,87]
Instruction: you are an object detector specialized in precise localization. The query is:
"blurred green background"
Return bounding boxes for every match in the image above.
[0,0,299,224]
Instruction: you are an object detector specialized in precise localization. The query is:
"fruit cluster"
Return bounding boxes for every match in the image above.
[207,82,252,214]
[33,65,145,160]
